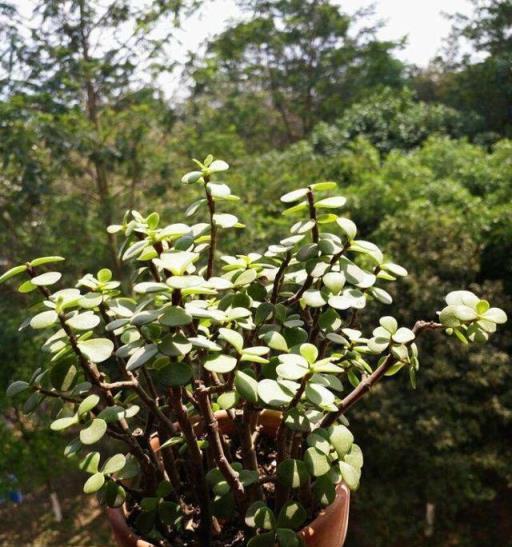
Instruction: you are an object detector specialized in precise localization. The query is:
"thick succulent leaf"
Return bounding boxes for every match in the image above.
[80,419,107,445]
[78,338,114,363]
[277,459,310,488]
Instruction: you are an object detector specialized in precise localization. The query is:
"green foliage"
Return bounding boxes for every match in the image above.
[2,155,506,545]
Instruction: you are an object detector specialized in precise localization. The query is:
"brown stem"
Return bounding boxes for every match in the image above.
[271,252,291,304]
[239,409,264,501]
[321,321,443,428]
[306,188,319,244]
[196,386,245,503]
[168,387,212,545]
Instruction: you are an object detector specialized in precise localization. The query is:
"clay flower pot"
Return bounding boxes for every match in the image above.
[106,410,350,547]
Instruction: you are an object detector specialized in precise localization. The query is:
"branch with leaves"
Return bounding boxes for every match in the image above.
[2,156,507,546]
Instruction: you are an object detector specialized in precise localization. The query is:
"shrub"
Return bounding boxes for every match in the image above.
[2,156,506,546]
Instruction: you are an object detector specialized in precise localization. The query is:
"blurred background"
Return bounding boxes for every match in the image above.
[0,0,511,545]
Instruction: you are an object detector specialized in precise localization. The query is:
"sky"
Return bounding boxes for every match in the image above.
[14,0,474,94]
[172,0,473,66]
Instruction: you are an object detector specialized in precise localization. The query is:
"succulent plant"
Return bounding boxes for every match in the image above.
[3,155,507,546]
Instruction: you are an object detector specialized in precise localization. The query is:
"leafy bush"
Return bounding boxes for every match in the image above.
[311,88,479,155]
[3,157,506,546]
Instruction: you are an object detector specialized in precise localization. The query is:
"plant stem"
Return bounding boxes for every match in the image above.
[321,320,443,427]
[196,385,246,503]
[271,252,291,304]
[168,387,212,545]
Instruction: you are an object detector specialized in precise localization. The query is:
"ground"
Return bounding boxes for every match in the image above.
[0,474,114,546]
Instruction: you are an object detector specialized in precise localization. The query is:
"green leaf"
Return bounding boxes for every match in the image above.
[159,501,181,526]
[31,271,62,286]
[116,454,140,480]
[350,240,383,264]
[102,482,127,508]
[79,293,103,309]
[218,328,244,353]
[218,391,239,410]
[158,251,198,276]
[311,181,337,191]
[439,305,461,327]
[181,171,203,184]
[79,451,100,474]
[80,419,107,445]
[234,268,257,287]
[378,317,397,335]
[18,280,37,293]
[315,196,346,209]
[134,282,169,294]
[483,307,507,324]
[305,383,335,409]
[213,213,239,228]
[300,290,326,308]
[304,447,330,477]
[246,502,272,528]
[66,312,100,331]
[277,501,307,529]
[328,425,354,458]
[78,394,100,416]
[276,528,301,547]
[51,416,79,431]
[369,287,392,305]
[261,330,288,352]
[158,362,193,387]
[391,327,415,345]
[280,188,309,203]
[336,217,357,240]
[258,379,294,407]
[313,475,336,506]
[277,459,310,488]
[338,461,361,490]
[235,371,259,404]
[0,264,27,284]
[282,200,309,217]
[445,290,479,307]
[299,343,318,365]
[83,472,105,494]
[328,289,366,310]
[159,306,192,327]
[344,444,364,470]
[6,380,31,397]
[209,159,229,172]
[323,272,346,294]
[246,502,276,530]
[276,355,309,381]
[30,310,58,330]
[102,454,126,475]
[156,480,173,498]
[306,431,331,455]
[78,338,114,363]
[205,354,237,374]
[97,268,112,282]
[126,344,158,371]
[381,262,407,277]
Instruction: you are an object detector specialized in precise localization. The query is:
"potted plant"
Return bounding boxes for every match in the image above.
[3,156,507,547]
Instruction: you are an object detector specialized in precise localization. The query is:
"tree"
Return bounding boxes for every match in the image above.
[416,0,512,137]
[187,0,405,147]
[0,0,192,277]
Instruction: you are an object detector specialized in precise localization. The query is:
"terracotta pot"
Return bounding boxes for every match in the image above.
[106,410,350,547]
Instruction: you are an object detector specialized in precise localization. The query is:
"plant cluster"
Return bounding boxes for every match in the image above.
[3,156,507,546]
